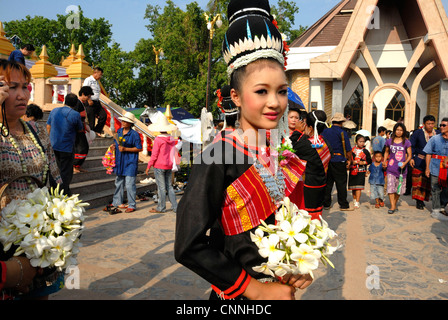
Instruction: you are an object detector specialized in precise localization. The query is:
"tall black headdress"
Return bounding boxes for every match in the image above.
[223,0,287,77]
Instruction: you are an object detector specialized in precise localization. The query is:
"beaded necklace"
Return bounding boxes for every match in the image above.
[0,119,49,191]
[237,130,286,205]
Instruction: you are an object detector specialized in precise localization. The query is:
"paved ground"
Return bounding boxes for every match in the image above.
[51,184,448,301]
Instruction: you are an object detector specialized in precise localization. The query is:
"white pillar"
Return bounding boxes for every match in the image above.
[52,85,58,104]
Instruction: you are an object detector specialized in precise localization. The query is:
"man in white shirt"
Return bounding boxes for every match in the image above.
[83,67,107,136]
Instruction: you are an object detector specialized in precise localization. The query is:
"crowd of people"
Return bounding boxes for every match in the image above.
[1,0,448,301]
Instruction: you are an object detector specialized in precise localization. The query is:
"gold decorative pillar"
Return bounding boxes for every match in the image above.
[29,45,58,108]
[0,21,15,60]
[61,44,77,67]
[66,44,93,96]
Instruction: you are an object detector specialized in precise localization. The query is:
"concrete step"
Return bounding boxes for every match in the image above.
[72,163,150,183]
[85,146,110,158]
[71,172,155,196]
[79,182,158,209]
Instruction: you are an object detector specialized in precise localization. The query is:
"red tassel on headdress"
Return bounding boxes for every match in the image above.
[272,19,290,69]
[216,89,225,114]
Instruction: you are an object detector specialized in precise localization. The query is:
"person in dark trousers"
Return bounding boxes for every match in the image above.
[8,44,35,65]
[322,113,354,211]
[83,67,107,136]
[410,115,439,209]
[46,93,84,196]
[73,86,94,173]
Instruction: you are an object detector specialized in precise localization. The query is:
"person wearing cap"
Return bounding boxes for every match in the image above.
[321,112,353,211]
[146,114,179,213]
[107,112,143,214]
[47,93,84,196]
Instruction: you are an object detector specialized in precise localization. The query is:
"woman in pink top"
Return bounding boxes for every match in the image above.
[146,115,179,213]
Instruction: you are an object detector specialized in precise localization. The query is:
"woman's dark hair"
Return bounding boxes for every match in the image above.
[306,110,327,135]
[26,104,43,120]
[391,122,407,145]
[225,113,238,128]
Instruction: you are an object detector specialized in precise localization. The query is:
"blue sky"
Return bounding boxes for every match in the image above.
[1,0,448,52]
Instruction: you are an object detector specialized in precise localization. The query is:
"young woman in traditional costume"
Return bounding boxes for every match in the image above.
[175,0,312,300]
[290,110,332,220]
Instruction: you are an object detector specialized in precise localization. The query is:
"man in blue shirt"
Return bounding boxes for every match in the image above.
[321,113,353,211]
[8,44,35,65]
[371,126,387,153]
[423,117,448,221]
[47,93,84,196]
[108,112,143,214]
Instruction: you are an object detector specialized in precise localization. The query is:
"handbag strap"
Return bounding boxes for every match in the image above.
[25,122,53,186]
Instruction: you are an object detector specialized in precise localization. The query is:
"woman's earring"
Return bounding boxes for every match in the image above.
[235,108,241,128]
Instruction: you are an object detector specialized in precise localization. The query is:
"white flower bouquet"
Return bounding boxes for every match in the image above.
[251,197,341,279]
[0,185,88,271]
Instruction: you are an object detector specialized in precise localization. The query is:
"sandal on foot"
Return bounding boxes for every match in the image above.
[375,203,380,208]
[118,204,128,209]
[125,208,136,213]
[103,204,113,212]
[149,208,162,213]
[109,207,121,215]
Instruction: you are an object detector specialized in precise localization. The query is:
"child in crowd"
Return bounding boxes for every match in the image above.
[175,0,312,300]
[348,134,372,208]
[383,123,412,214]
[368,151,385,208]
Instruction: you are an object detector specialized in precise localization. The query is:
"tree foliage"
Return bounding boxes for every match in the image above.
[2,1,306,115]
[4,8,112,66]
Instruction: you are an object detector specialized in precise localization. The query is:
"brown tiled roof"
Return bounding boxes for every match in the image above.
[290,0,358,47]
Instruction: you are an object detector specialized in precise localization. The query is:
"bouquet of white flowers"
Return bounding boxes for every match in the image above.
[251,197,341,279]
[0,184,88,271]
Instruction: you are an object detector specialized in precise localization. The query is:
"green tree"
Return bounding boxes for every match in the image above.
[4,7,112,66]
[139,0,306,117]
[143,1,228,117]
[99,43,138,108]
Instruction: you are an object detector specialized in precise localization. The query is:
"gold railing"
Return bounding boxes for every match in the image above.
[99,94,155,156]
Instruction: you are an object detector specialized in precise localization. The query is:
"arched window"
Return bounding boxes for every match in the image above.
[344,83,363,131]
[384,83,420,129]
[384,89,405,121]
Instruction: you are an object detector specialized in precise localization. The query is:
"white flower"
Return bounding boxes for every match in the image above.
[16,203,45,229]
[27,187,49,205]
[21,230,50,260]
[270,262,294,277]
[250,228,265,248]
[277,220,308,247]
[258,234,285,263]
[43,219,62,235]
[290,243,321,276]
[252,263,275,277]
[51,198,75,223]
[0,185,88,270]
